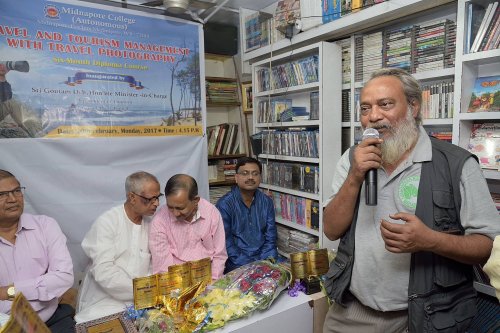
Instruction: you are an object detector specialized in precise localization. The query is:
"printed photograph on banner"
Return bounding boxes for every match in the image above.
[0,0,203,138]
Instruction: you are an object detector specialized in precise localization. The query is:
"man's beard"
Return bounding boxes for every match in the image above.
[370,108,419,165]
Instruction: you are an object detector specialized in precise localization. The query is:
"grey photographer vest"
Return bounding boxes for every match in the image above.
[324,137,478,332]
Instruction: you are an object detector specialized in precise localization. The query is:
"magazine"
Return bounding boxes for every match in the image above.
[467,75,500,112]
[467,123,500,170]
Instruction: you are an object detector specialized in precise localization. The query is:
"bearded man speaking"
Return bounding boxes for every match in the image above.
[321,68,500,333]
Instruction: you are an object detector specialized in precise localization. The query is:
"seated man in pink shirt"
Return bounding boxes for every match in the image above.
[149,174,227,280]
[0,169,74,332]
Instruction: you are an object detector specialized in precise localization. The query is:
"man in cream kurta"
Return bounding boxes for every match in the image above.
[75,171,162,323]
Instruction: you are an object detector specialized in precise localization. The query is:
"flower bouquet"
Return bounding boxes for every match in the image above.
[191,260,291,331]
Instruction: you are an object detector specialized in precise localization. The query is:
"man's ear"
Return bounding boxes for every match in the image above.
[410,100,420,118]
[193,196,201,204]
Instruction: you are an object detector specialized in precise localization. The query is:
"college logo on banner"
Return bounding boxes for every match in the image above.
[0,0,203,138]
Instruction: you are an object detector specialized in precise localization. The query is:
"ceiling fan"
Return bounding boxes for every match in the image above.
[140,0,216,15]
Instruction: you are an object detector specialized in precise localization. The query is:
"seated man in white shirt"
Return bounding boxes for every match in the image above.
[75,171,162,323]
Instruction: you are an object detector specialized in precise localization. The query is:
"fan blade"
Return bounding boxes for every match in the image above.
[190,0,216,10]
[140,0,163,6]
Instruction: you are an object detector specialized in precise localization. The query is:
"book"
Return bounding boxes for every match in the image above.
[471,2,498,53]
[467,75,500,113]
[478,4,500,51]
[0,293,51,333]
[484,8,500,50]
[132,258,212,310]
[465,2,486,52]
[352,0,362,12]
[467,123,500,170]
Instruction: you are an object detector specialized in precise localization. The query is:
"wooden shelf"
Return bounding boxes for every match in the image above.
[207,101,241,107]
[208,153,245,160]
[209,179,236,186]
[206,76,237,82]
[205,53,233,62]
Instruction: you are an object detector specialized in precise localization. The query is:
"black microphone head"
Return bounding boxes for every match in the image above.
[362,128,379,140]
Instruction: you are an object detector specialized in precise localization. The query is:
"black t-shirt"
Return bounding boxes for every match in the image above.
[0,81,12,102]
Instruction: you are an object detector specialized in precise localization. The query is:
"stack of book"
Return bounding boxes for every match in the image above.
[428,131,452,142]
[413,19,456,73]
[467,122,500,170]
[205,80,239,104]
[222,158,238,181]
[342,89,351,122]
[420,80,455,119]
[467,1,500,53]
[245,11,284,52]
[261,160,319,194]
[257,99,292,123]
[276,224,318,255]
[271,191,320,230]
[206,123,239,156]
[355,31,383,83]
[310,91,319,120]
[208,159,225,183]
[341,42,352,85]
[256,55,319,92]
[322,0,387,24]
[209,186,232,204]
[261,129,319,158]
[383,25,413,73]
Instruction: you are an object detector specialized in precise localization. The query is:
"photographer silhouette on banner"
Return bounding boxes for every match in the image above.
[0,61,42,138]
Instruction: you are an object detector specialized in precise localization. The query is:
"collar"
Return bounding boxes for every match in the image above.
[180,206,201,224]
[411,126,433,163]
[18,213,36,232]
[190,209,201,223]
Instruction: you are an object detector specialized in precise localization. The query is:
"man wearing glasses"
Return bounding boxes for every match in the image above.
[0,169,75,332]
[216,157,278,273]
[75,171,161,323]
[149,174,227,280]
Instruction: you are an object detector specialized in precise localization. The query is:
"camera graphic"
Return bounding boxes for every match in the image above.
[0,61,30,72]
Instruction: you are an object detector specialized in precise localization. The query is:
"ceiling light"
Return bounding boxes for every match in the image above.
[163,0,189,14]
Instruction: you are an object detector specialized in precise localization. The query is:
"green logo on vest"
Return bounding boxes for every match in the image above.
[399,175,419,210]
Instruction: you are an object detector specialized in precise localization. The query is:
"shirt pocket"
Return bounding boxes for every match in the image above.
[200,234,215,254]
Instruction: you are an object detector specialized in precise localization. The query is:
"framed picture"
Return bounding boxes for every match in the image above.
[75,312,137,333]
[241,82,253,113]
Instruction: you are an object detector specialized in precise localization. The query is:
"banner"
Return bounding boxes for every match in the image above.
[0,0,209,275]
[0,0,203,138]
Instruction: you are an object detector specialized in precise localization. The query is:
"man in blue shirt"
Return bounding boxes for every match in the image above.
[216,157,278,273]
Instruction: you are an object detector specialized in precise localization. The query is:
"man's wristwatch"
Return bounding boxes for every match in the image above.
[6,285,15,300]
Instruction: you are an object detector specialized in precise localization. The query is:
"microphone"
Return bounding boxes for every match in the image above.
[362,128,379,206]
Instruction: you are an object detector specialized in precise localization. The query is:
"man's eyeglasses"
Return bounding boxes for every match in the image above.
[132,192,164,204]
[0,187,25,201]
[237,171,261,177]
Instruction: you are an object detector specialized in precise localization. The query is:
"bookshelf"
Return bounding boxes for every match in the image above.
[251,41,342,253]
[338,5,458,149]
[244,0,499,300]
[453,0,500,177]
[454,0,500,299]
[240,0,456,65]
